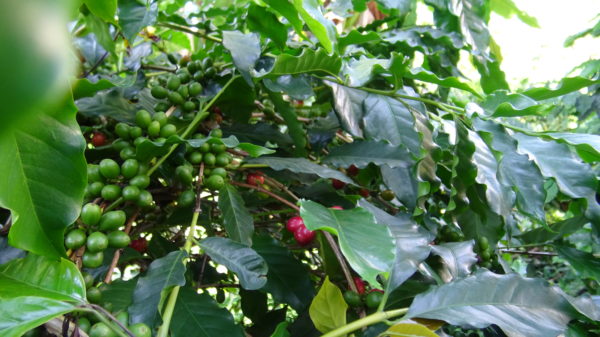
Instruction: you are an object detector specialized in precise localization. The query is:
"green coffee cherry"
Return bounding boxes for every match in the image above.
[130,175,150,189]
[107,231,131,248]
[81,203,102,226]
[167,76,181,91]
[115,123,131,140]
[136,110,152,128]
[153,112,168,126]
[137,190,154,208]
[150,86,167,99]
[65,229,87,250]
[147,121,161,138]
[122,185,141,202]
[101,185,121,200]
[99,159,120,179]
[121,159,140,179]
[82,251,104,268]
[160,124,177,138]
[99,210,126,231]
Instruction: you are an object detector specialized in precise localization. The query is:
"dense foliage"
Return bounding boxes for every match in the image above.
[1,1,599,337]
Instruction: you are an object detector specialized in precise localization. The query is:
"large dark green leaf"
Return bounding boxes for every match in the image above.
[262,0,306,39]
[248,157,354,185]
[247,4,288,50]
[457,209,504,246]
[457,0,490,58]
[253,235,315,311]
[481,90,547,117]
[338,30,381,52]
[0,297,75,337]
[264,48,342,77]
[380,165,419,210]
[76,88,139,123]
[309,277,347,333]
[523,77,600,101]
[118,0,158,42]
[200,237,267,290]
[456,122,514,223]
[474,119,546,223]
[517,216,588,244]
[327,82,368,137]
[323,140,414,169]
[0,254,85,302]
[300,200,395,287]
[0,1,74,134]
[292,0,337,53]
[474,58,510,94]
[222,31,261,85]
[72,75,136,100]
[363,94,421,156]
[513,133,600,224]
[85,13,116,55]
[263,75,314,100]
[101,278,137,314]
[84,0,117,23]
[430,241,477,281]
[542,132,600,163]
[406,270,580,337]
[555,245,600,281]
[218,184,254,246]
[170,287,245,337]
[359,200,432,290]
[0,98,86,258]
[268,91,308,157]
[129,250,187,327]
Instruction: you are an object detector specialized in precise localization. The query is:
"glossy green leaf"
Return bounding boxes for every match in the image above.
[363,93,422,156]
[72,75,136,100]
[555,245,600,281]
[76,88,139,123]
[342,57,391,87]
[253,235,315,311]
[474,119,546,223]
[457,209,504,246]
[380,165,419,210]
[517,216,588,244]
[474,58,510,94]
[118,0,158,42]
[248,157,354,185]
[236,143,276,157]
[292,0,336,53]
[270,321,291,337]
[223,31,261,85]
[542,132,600,163]
[456,122,514,223]
[359,200,432,290]
[84,0,117,23]
[323,140,414,169]
[327,82,368,137]
[85,13,116,55]
[0,98,86,258]
[101,278,137,314]
[339,30,381,52]
[404,67,481,97]
[300,200,396,287]
[457,0,490,57]
[0,254,85,302]
[218,184,254,246]
[170,287,245,337]
[262,0,306,40]
[309,277,347,333]
[200,237,267,290]
[265,48,342,77]
[513,133,600,224]
[263,75,314,100]
[129,250,187,327]
[490,0,539,27]
[406,270,579,337]
[481,90,547,117]
[523,77,600,101]
[0,297,75,337]
[0,0,74,133]
[430,241,478,281]
[379,322,440,337]
[247,4,288,50]
[268,91,308,157]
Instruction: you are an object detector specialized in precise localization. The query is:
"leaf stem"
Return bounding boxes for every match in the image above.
[159,22,223,43]
[320,308,408,337]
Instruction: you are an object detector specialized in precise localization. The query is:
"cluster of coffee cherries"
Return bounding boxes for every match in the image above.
[150,57,217,119]
[174,129,234,207]
[76,276,151,337]
[343,276,384,310]
[245,171,272,199]
[475,236,495,269]
[65,204,131,269]
[285,216,316,246]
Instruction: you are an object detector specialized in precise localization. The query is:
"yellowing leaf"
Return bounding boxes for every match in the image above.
[309,277,347,333]
[379,323,440,337]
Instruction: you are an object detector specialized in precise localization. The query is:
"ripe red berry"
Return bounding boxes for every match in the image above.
[294,226,315,245]
[246,172,265,186]
[130,238,148,253]
[353,276,365,295]
[91,132,107,147]
[331,179,345,190]
[330,206,343,210]
[359,188,370,198]
[370,288,384,293]
[286,216,304,232]
[347,165,359,176]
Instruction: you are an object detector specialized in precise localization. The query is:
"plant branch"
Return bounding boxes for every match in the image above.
[86,305,135,337]
[500,249,557,256]
[158,22,222,43]
[321,308,408,337]
[156,163,205,337]
[104,209,140,284]
[230,181,299,210]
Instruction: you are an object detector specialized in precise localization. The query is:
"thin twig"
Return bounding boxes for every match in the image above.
[104,210,140,284]
[500,249,557,256]
[263,176,300,201]
[230,181,299,210]
[88,304,135,337]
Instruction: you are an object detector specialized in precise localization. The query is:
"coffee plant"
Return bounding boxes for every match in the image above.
[1,1,599,337]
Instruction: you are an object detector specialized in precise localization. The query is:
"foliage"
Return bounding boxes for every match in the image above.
[0,1,599,337]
